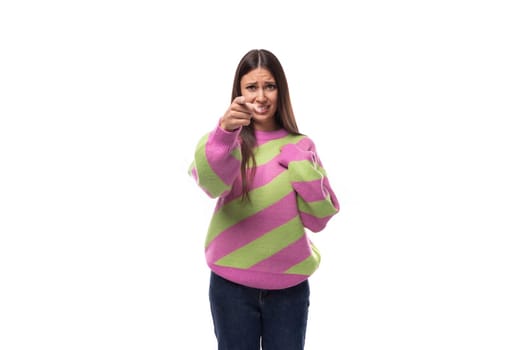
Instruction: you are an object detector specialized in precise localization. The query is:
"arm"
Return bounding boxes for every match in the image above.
[188,96,254,198]
[188,123,242,198]
[277,138,340,232]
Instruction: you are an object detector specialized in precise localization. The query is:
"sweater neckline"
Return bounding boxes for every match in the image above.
[254,128,288,141]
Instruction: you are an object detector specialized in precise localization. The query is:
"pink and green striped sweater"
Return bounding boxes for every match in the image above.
[189,124,340,290]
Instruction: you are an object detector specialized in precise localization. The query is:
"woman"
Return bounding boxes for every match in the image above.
[188,49,340,350]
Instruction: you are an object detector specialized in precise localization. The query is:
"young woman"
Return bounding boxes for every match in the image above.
[188,49,340,350]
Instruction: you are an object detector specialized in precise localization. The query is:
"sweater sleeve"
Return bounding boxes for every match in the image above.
[277,138,340,232]
[188,123,242,198]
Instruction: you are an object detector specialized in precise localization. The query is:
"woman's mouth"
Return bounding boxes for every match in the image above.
[254,105,269,114]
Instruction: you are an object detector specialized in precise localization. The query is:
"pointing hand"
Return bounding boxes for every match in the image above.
[220,96,256,131]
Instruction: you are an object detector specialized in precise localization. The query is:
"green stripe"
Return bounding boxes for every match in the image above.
[215,217,303,268]
[231,147,241,160]
[288,160,325,182]
[297,193,339,217]
[193,134,231,197]
[255,135,305,164]
[286,256,319,276]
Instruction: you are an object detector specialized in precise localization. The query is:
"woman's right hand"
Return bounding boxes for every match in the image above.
[220,96,255,131]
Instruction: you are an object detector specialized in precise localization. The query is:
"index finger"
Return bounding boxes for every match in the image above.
[234,96,246,105]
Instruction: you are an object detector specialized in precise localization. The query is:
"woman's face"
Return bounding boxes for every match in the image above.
[240,67,279,131]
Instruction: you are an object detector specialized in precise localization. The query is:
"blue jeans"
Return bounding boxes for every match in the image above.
[209,272,310,350]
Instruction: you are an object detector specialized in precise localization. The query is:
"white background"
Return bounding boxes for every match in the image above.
[1,1,524,349]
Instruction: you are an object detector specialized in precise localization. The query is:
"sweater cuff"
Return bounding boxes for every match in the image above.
[209,120,241,149]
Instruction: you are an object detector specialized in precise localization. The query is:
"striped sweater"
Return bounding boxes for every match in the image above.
[189,124,340,289]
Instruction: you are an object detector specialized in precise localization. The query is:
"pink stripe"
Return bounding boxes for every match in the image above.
[248,236,311,272]
[206,148,241,184]
[203,128,243,185]
[206,192,297,262]
[296,138,326,167]
[251,160,286,188]
[300,212,330,233]
[296,138,314,151]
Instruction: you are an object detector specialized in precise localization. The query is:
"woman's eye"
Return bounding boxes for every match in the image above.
[265,84,277,90]
[246,85,256,91]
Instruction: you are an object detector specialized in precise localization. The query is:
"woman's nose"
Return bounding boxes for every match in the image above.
[256,88,266,101]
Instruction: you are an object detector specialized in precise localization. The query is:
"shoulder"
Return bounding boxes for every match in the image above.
[289,134,316,151]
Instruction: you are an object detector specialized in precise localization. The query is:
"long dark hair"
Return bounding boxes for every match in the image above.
[231,49,300,200]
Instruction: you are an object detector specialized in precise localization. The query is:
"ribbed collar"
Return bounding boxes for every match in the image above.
[254,128,288,142]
